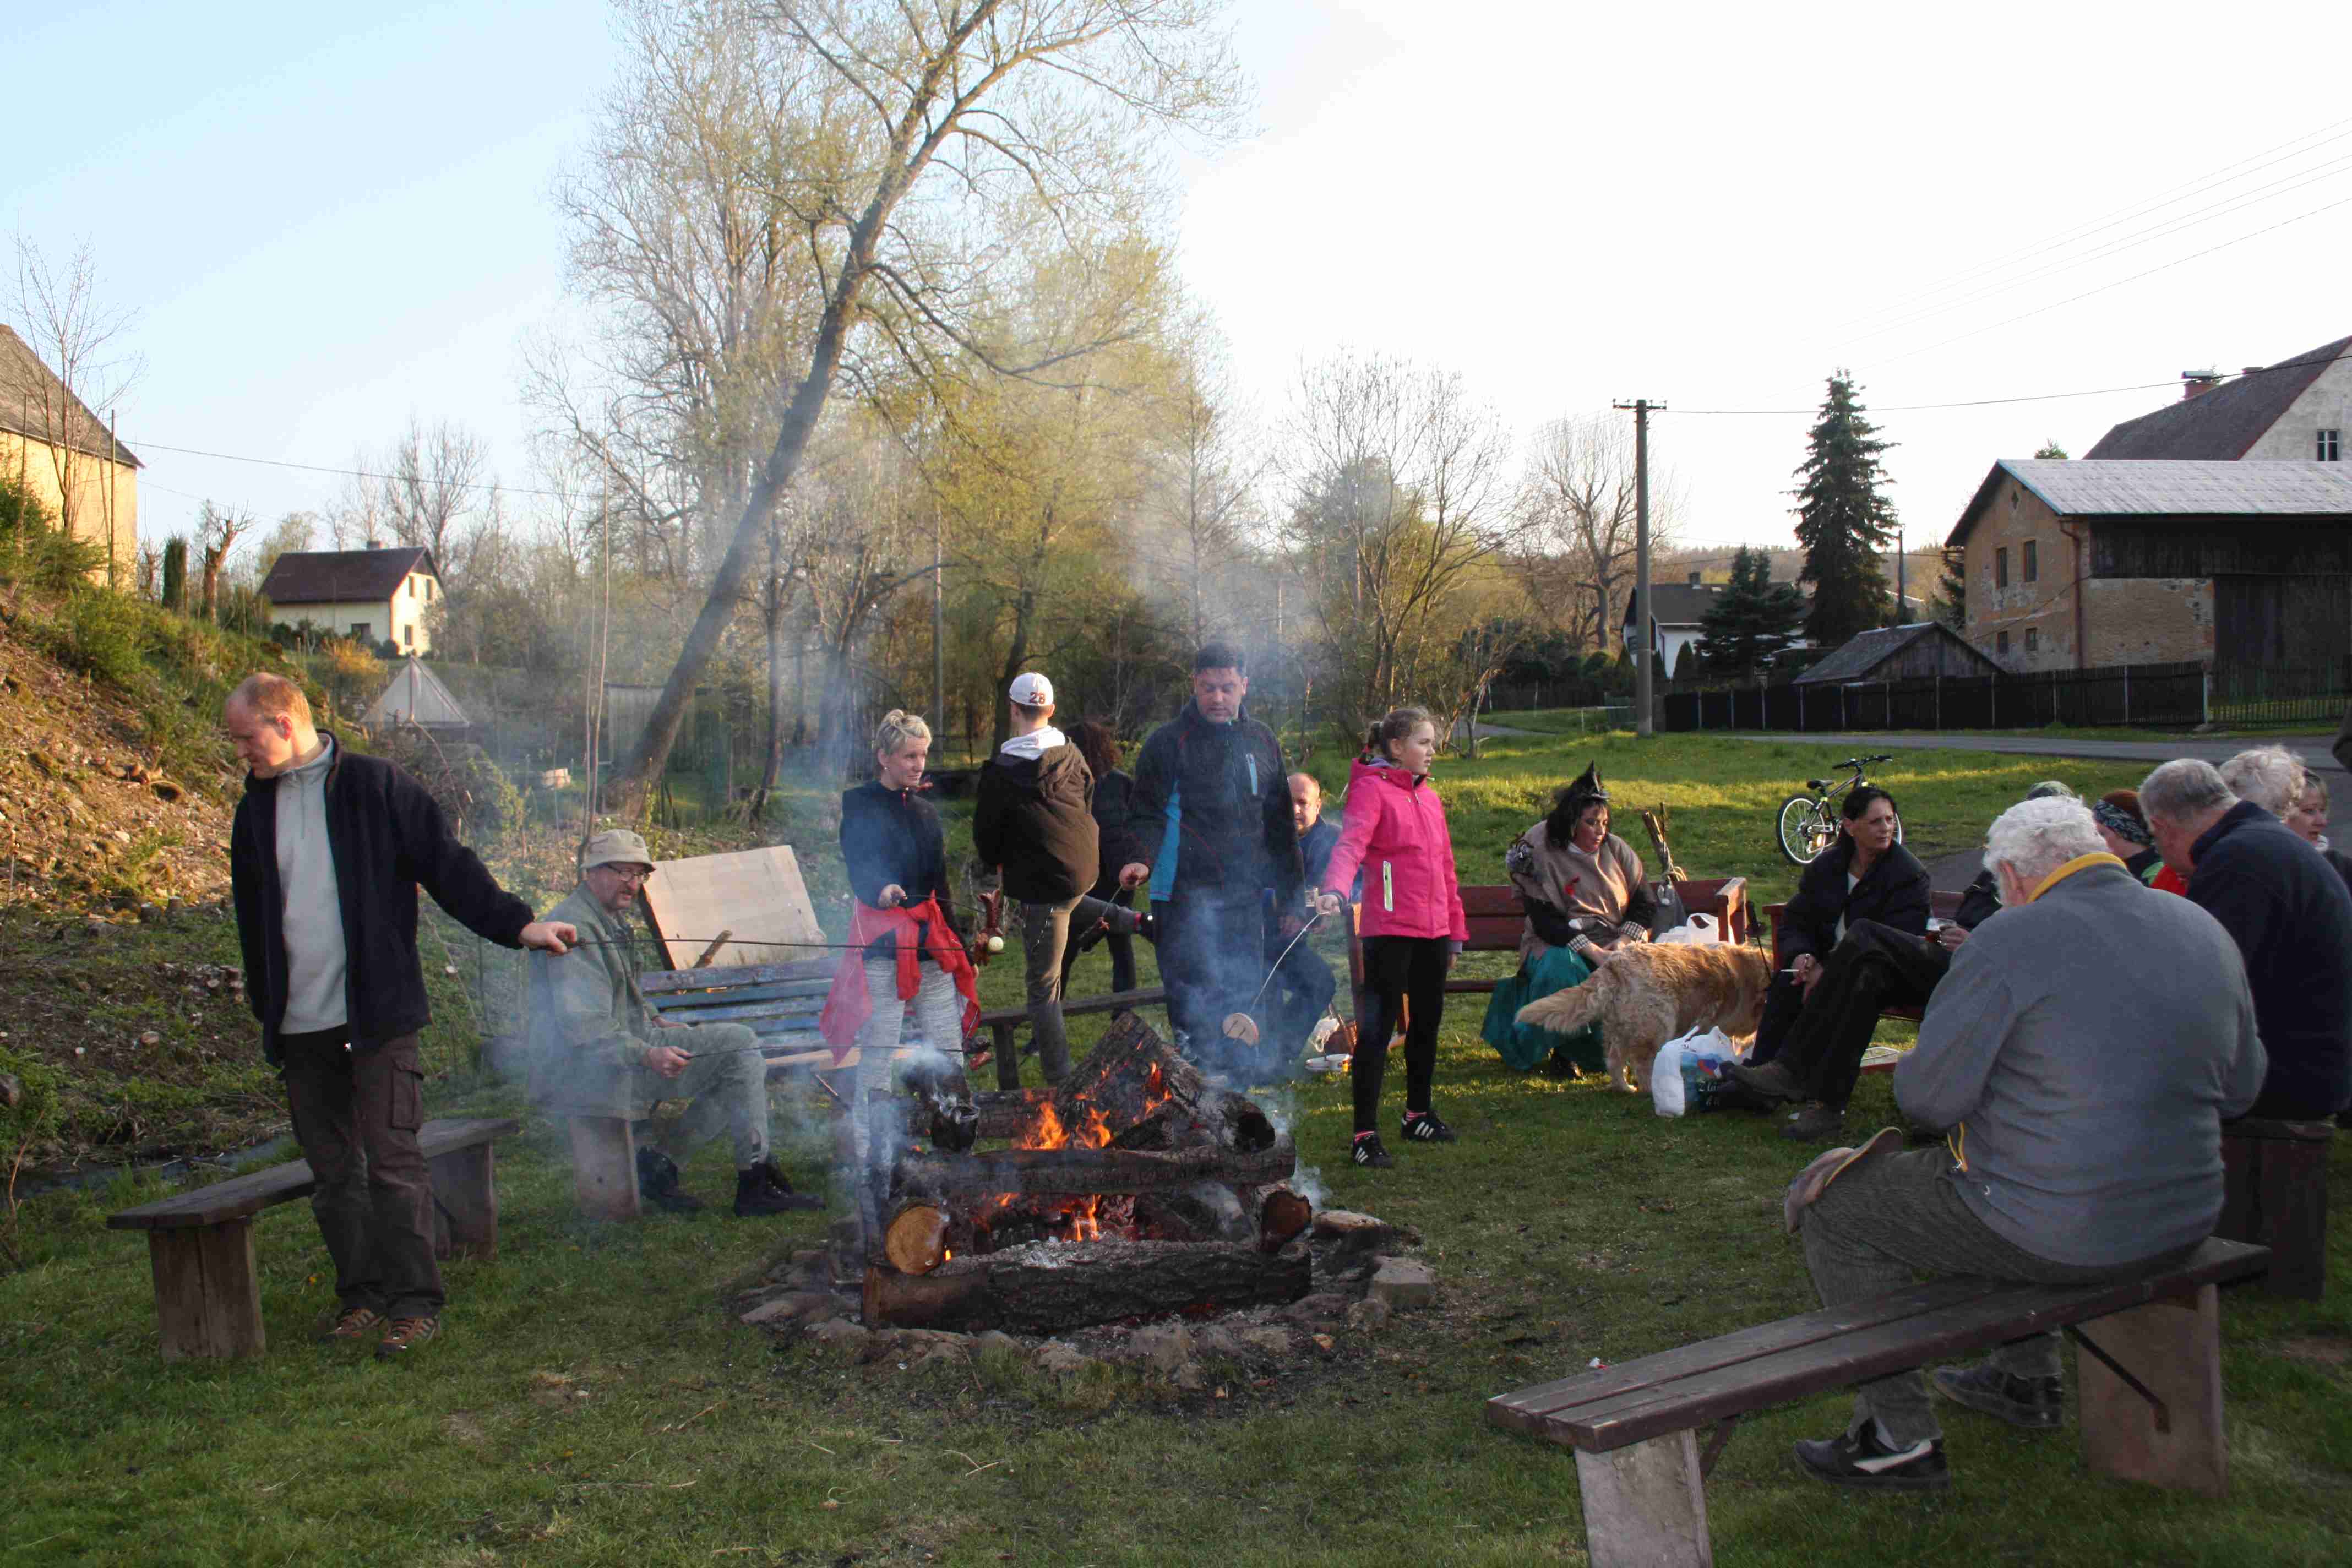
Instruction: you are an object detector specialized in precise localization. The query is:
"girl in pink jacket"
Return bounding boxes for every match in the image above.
[1314,706,1469,1167]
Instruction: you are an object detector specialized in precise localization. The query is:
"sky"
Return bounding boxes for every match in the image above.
[13,0,2352,564]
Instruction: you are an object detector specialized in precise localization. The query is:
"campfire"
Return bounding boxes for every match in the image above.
[847,1013,1319,1335]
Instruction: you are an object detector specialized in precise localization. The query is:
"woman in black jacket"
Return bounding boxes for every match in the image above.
[1061,721,1143,995]
[1748,786,1930,1066]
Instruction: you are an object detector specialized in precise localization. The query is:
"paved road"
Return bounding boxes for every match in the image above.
[1719,730,2346,775]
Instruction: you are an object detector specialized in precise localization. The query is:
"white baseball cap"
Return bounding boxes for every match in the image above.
[1008,672,1054,706]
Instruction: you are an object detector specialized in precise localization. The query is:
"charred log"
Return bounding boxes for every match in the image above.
[863,1238,1313,1333]
[894,1135,1296,1202]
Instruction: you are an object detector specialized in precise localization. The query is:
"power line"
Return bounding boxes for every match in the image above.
[1670,346,2351,418]
[130,439,571,500]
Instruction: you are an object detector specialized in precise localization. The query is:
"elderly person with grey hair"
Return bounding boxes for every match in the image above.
[2142,757,2352,1119]
[2218,744,2305,818]
[1784,795,2264,1492]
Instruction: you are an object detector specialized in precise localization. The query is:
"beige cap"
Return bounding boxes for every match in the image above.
[582,828,655,873]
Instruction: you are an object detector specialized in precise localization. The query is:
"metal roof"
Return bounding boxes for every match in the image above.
[1948,459,2352,546]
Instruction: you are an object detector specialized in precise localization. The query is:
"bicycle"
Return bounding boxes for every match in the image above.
[1776,754,1898,865]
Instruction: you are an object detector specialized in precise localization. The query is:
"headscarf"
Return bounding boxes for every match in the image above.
[2093,790,2153,847]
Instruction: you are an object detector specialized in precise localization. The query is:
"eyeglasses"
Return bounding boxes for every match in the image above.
[601,866,653,886]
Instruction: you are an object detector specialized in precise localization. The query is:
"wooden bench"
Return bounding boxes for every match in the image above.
[1344,877,1750,1030]
[1761,892,1962,1078]
[2218,1116,2334,1299]
[1488,1236,2269,1567]
[105,1115,517,1359]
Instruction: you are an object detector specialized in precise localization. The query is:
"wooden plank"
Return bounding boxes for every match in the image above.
[1487,1279,1992,1436]
[976,987,1168,1030]
[639,957,836,994]
[566,1115,641,1222]
[654,996,828,1026]
[646,979,834,1009]
[638,845,825,972]
[1575,1431,1712,1568]
[108,1117,520,1230]
[2217,1120,2331,1299]
[149,1220,264,1359]
[2078,1286,2228,1497]
[1536,1241,2267,1452]
[428,1141,498,1262]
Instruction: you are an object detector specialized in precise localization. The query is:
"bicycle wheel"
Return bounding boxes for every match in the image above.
[1778,795,1834,865]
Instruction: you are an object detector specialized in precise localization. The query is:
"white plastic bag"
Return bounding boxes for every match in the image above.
[1654,913,1719,945]
[1651,1025,1743,1117]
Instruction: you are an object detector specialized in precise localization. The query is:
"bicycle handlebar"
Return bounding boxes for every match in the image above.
[1833,754,1897,770]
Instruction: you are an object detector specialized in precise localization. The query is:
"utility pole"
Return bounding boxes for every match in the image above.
[931,514,945,738]
[1896,524,1907,623]
[1615,398,1663,736]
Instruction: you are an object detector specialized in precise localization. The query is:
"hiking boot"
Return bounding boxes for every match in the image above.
[752,1159,824,1209]
[1400,1109,1457,1143]
[734,1166,823,1217]
[636,1146,703,1213]
[314,1305,382,1344]
[1728,1058,1804,1104]
[1781,1101,1847,1141]
[375,1316,440,1360]
[1934,1363,2064,1430]
[1792,1422,1950,1491]
[1350,1133,1394,1169]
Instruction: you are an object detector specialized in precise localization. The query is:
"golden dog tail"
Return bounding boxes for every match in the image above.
[1513,971,1610,1036]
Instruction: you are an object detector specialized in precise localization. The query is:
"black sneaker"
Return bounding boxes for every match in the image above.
[1934,1363,2064,1429]
[734,1167,823,1217]
[1728,1058,1804,1104]
[1350,1133,1393,1169]
[1781,1101,1847,1141]
[1792,1423,1950,1491]
[636,1147,703,1213]
[1400,1109,1457,1143]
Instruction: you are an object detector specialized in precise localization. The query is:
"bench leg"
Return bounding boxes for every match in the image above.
[566,1116,641,1222]
[428,1141,499,1261]
[2077,1283,2226,1498]
[1574,1430,1712,1568]
[2218,1133,2328,1300]
[147,1220,265,1359]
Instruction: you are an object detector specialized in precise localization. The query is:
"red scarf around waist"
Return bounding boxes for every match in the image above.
[817,894,979,1063]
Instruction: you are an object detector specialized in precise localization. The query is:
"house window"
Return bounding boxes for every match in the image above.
[2022,541,2037,583]
[1997,630,2010,656]
[1995,548,2008,589]
[350,623,370,641]
[2321,429,2343,462]
[2025,627,2039,653]
[425,578,434,602]
[401,622,413,647]
[409,577,418,598]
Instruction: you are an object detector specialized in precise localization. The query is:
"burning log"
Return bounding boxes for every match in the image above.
[863,1238,1313,1333]
[884,1202,955,1275]
[1048,1009,1206,1134]
[894,1136,1296,1201]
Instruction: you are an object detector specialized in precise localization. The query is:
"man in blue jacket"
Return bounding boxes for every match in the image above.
[1116,644,1302,1072]
[225,673,575,1359]
[1787,796,2263,1490]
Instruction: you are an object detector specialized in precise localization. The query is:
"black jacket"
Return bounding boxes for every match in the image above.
[2188,801,2352,1118]
[1299,816,1341,890]
[1954,864,2002,930]
[230,733,533,1064]
[839,781,962,960]
[1776,837,1932,963]
[1088,769,1144,901]
[973,739,1098,904]
[1124,702,1302,905]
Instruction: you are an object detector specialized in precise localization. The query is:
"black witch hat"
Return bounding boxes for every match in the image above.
[1563,761,1608,811]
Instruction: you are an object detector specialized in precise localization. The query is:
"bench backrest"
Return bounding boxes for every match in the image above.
[1763,889,1962,954]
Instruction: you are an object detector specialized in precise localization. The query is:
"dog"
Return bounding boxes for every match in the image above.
[1514,941,1772,1093]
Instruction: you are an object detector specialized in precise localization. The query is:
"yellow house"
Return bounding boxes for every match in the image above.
[0,323,140,583]
[260,545,444,654]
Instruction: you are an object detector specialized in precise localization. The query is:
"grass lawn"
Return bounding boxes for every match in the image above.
[5,731,2348,1566]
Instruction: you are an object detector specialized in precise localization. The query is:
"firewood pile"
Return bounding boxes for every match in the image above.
[847,1012,1323,1335]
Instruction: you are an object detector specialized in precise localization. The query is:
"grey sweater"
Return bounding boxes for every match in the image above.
[1895,857,2265,1266]
[273,738,349,1032]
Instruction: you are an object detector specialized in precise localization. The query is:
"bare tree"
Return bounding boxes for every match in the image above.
[568,0,1242,811]
[1517,415,1683,654]
[10,235,143,582]
[382,420,492,584]
[194,502,255,622]
[1282,351,1515,726]
[1141,320,1264,646]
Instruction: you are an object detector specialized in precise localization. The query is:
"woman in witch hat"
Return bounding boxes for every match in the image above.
[1480,762,1657,1077]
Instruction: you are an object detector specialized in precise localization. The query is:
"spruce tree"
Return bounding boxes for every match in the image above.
[161,537,187,612]
[1792,373,1898,649]
[1698,546,1807,679]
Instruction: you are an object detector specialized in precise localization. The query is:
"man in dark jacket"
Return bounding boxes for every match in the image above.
[1732,783,2059,1141]
[2142,758,2352,1118]
[1117,644,1303,1071]
[1261,773,1340,1054]
[225,673,574,1359]
[973,673,1145,1087]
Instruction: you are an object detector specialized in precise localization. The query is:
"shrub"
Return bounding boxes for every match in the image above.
[35,590,150,689]
[313,638,384,720]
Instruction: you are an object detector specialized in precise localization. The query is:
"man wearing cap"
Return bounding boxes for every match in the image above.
[225,672,579,1360]
[972,673,1149,1087]
[530,830,819,1217]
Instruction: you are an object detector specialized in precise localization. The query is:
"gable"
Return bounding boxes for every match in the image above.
[0,324,144,468]
[260,548,437,605]
[2085,333,2351,459]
